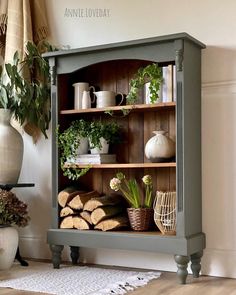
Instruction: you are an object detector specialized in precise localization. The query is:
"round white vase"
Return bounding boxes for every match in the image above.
[0,109,24,184]
[0,226,19,270]
[145,130,175,162]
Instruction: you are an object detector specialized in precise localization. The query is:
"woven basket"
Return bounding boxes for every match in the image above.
[127,208,153,231]
[153,191,176,235]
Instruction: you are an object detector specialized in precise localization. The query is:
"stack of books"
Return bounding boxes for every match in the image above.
[75,154,116,164]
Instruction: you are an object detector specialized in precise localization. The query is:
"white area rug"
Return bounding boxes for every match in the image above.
[0,261,161,295]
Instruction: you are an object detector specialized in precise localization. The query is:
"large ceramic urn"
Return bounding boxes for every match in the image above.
[0,225,19,270]
[0,109,24,184]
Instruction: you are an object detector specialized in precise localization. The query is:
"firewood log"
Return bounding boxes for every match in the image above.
[94,216,129,231]
[58,187,83,208]
[60,206,75,217]
[68,191,100,210]
[80,211,92,225]
[91,206,123,225]
[83,195,122,212]
[60,216,73,229]
[73,216,90,230]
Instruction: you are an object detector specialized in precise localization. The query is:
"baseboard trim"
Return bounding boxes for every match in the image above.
[201,248,236,278]
[19,236,51,260]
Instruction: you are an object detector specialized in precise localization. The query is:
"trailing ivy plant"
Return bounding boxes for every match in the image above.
[0,41,57,141]
[57,119,121,180]
[57,119,91,181]
[126,63,163,105]
[105,63,163,117]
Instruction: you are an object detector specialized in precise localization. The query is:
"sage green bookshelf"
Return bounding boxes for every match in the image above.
[44,33,206,284]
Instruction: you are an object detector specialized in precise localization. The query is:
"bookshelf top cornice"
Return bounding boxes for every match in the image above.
[43,32,206,59]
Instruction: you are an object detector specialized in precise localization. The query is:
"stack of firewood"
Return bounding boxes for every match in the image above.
[58,187,129,231]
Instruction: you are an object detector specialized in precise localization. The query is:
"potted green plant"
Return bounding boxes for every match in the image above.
[0,190,30,270]
[0,41,55,184]
[89,120,121,154]
[126,63,163,105]
[110,172,154,231]
[0,41,56,141]
[57,119,91,180]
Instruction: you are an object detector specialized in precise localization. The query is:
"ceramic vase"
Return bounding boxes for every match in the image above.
[66,137,89,163]
[0,225,19,270]
[145,130,175,162]
[90,137,109,154]
[77,137,89,155]
[0,109,24,184]
[73,83,95,109]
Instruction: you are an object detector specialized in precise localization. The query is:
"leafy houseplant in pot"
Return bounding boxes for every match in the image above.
[110,172,154,231]
[0,41,54,184]
[0,190,30,270]
[126,63,163,109]
[89,120,121,154]
[0,59,24,184]
[0,41,54,140]
[57,119,91,180]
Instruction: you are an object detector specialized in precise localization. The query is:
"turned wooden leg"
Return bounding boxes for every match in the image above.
[70,246,80,265]
[174,255,190,284]
[50,244,64,269]
[190,251,203,278]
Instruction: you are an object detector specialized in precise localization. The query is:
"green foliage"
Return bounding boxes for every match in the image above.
[0,41,57,139]
[126,63,163,105]
[0,190,30,227]
[57,119,121,180]
[57,119,91,181]
[110,172,153,208]
[88,120,120,149]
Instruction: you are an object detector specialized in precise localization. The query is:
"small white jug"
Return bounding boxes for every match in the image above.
[73,82,95,109]
[82,91,95,109]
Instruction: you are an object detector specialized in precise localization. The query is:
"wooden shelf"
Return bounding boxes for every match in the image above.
[64,162,176,169]
[60,102,176,115]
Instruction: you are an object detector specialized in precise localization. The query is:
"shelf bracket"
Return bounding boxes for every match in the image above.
[175,40,184,72]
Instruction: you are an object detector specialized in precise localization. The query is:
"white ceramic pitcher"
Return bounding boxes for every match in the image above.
[73,82,95,109]
[94,91,124,108]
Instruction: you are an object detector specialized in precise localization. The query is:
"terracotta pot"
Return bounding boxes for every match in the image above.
[0,109,23,184]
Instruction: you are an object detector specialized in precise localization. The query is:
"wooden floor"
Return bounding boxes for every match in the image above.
[0,262,236,295]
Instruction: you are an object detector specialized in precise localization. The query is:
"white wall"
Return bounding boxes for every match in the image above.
[17,0,236,278]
